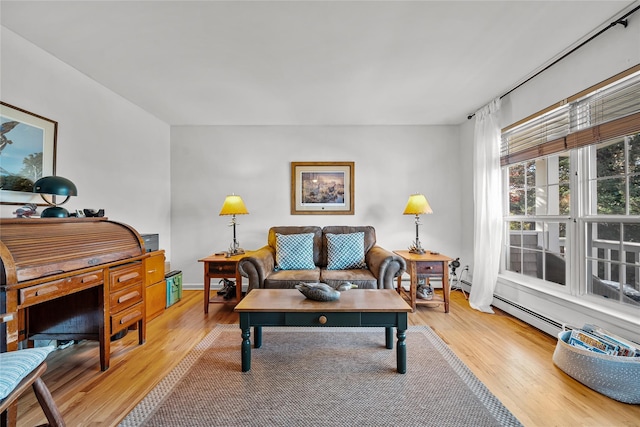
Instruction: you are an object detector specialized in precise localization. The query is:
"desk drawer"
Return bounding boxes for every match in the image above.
[110,262,143,292]
[110,283,143,314]
[208,262,236,276]
[285,312,361,326]
[19,271,103,308]
[415,262,443,276]
[111,302,143,334]
[145,252,165,286]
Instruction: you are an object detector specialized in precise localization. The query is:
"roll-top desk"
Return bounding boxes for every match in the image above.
[0,217,149,371]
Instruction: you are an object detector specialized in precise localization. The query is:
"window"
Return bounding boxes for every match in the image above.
[501,67,640,310]
[585,133,640,306]
[505,155,570,286]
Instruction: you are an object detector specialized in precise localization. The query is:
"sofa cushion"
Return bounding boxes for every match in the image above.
[320,269,377,289]
[264,268,321,289]
[275,233,316,270]
[326,232,367,270]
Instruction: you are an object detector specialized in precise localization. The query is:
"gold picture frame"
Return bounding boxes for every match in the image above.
[0,102,57,206]
[291,161,354,215]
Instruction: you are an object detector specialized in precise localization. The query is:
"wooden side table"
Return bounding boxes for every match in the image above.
[393,250,454,313]
[198,253,248,314]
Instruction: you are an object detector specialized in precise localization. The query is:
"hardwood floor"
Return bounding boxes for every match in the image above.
[16,290,640,427]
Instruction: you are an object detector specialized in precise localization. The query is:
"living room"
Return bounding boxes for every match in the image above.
[2,0,639,341]
[1,1,640,425]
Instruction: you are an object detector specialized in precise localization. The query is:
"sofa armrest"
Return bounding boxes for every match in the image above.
[237,246,276,292]
[366,246,406,289]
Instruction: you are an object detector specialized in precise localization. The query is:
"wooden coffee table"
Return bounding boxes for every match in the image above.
[234,289,412,373]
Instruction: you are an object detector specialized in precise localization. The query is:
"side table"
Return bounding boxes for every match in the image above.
[393,250,454,313]
[198,253,248,314]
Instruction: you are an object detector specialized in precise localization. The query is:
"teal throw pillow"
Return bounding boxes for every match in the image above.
[326,232,367,270]
[0,346,55,400]
[275,233,316,270]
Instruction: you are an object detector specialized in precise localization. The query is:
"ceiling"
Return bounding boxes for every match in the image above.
[0,1,634,126]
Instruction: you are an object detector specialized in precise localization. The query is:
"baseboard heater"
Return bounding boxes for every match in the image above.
[492,294,570,335]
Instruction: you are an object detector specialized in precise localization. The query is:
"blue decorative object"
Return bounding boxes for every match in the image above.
[326,232,367,270]
[296,282,357,301]
[275,233,315,270]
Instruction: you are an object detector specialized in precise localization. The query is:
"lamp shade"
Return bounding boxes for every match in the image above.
[403,194,433,215]
[33,176,78,197]
[219,194,248,216]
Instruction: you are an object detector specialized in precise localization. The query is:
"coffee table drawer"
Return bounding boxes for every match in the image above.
[285,312,361,326]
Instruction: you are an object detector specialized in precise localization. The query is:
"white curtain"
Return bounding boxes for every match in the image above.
[469,98,502,313]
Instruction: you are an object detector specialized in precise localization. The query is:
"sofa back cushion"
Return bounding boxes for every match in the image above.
[321,226,376,267]
[269,226,323,266]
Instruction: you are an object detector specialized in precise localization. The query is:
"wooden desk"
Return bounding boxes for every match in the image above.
[0,218,147,371]
[394,250,454,313]
[198,253,247,313]
[234,289,411,373]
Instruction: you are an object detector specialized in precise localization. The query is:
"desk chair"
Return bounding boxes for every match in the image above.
[0,313,65,427]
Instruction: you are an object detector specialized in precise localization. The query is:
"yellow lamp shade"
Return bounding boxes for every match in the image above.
[219,194,248,216]
[403,194,432,215]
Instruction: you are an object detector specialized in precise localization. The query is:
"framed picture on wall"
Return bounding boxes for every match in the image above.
[0,102,57,205]
[291,161,354,215]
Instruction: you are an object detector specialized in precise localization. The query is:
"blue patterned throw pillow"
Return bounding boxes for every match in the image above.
[275,233,316,270]
[326,232,367,270]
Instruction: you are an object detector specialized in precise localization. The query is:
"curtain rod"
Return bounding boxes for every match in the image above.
[467,4,640,120]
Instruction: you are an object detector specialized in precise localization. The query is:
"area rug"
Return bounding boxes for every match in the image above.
[120,325,522,426]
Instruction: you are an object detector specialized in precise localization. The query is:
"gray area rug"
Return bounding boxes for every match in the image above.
[120,325,522,426]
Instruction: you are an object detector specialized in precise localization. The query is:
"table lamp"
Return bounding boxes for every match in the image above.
[403,193,432,254]
[33,176,78,217]
[219,194,249,256]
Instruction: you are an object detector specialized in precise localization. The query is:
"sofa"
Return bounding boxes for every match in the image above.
[237,225,406,292]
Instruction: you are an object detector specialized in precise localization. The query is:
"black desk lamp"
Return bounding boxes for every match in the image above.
[33,176,78,217]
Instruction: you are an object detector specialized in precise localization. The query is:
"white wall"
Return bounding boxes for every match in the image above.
[1,27,172,258]
[459,11,640,341]
[170,125,463,285]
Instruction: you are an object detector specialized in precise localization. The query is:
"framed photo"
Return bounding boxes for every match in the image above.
[291,161,354,215]
[0,102,57,205]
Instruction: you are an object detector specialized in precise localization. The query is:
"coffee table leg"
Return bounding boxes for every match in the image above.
[241,327,251,372]
[254,326,262,348]
[396,328,407,374]
[385,327,393,349]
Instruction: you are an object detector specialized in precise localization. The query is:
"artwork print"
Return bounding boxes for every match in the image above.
[291,162,354,215]
[0,102,57,205]
[301,171,345,204]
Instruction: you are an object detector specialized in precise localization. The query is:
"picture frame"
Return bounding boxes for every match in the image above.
[291,161,354,215]
[0,102,57,206]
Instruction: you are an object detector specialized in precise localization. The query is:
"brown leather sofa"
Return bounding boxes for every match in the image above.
[237,225,405,292]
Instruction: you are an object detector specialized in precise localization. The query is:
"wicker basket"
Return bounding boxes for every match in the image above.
[553,330,640,404]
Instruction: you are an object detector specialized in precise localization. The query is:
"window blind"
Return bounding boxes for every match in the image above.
[501,65,640,165]
[500,105,569,165]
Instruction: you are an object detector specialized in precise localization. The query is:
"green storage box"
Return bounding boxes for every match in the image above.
[166,270,182,307]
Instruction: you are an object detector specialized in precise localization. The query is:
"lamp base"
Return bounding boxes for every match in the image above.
[225,248,245,258]
[41,206,70,218]
[409,247,426,255]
